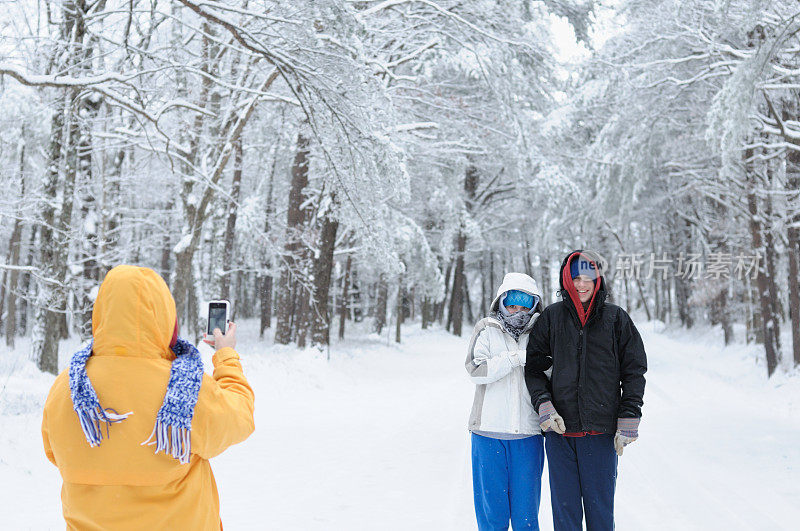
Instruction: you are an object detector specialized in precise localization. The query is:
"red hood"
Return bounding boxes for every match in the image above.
[561,251,601,327]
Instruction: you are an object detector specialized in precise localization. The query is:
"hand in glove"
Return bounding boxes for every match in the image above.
[614,417,640,456]
[538,401,566,434]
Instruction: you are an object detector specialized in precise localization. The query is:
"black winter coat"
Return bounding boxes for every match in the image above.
[524,253,647,434]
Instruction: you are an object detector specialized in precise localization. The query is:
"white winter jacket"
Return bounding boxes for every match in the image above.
[465,273,547,436]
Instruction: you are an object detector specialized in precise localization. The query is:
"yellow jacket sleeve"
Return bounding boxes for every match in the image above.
[192,347,255,459]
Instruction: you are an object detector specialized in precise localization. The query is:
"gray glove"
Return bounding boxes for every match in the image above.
[614,417,640,456]
[538,401,566,434]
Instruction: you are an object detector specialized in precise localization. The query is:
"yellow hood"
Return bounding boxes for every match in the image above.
[92,265,177,360]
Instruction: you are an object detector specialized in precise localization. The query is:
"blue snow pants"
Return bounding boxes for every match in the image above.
[471,433,545,530]
[544,432,618,531]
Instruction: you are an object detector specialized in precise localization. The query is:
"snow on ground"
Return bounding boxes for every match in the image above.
[1,319,799,530]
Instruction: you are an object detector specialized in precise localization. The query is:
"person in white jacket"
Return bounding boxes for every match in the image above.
[465,272,546,531]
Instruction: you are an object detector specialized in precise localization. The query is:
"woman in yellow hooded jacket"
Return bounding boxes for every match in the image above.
[41,265,255,530]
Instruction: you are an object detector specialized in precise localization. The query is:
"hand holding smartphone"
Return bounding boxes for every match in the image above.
[203,300,236,350]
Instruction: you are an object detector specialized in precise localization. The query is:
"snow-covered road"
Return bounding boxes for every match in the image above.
[2,320,799,529]
[211,326,477,530]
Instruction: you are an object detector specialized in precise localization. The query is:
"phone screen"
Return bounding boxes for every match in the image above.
[208,303,227,335]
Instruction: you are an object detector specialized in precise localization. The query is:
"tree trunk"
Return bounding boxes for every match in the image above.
[32,95,69,375]
[463,274,474,325]
[449,231,466,334]
[350,267,362,322]
[220,138,243,301]
[449,164,479,336]
[707,203,733,344]
[489,252,496,303]
[172,232,202,330]
[0,269,6,336]
[19,225,36,336]
[311,206,339,346]
[339,254,351,340]
[787,150,800,366]
[764,162,783,326]
[295,289,310,348]
[711,286,733,345]
[5,223,23,349]
[523,238,534,277]
[421,297,430,329]
[259,275,273,337]
[5,133,25,347]
[259,135,281,337]
[669,218,694,328]
[374,273,387,335]
[98,130,126,281]
[437,258,453,325]
[395,276,404,343]
[281,281,298,343]
[160,202,173,285]
[650,226,661,321]
[75,98,101,339]
[275,132,311,344]
[665,273,672,323]
[746,148,781,376]
[788,224,800,367]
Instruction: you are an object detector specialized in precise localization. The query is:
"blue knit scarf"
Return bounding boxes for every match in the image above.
[69,337,204,464]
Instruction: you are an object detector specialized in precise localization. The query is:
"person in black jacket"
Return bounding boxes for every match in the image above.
[525,249,647,531]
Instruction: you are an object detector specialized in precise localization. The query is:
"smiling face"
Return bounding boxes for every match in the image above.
[572,275,595,303]
[505,304,530,314]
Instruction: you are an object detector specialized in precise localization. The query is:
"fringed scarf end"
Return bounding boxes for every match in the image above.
[76,407,133,447]
[141,420,192,464]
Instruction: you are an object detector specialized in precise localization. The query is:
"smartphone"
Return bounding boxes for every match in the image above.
[207,300,231,336]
